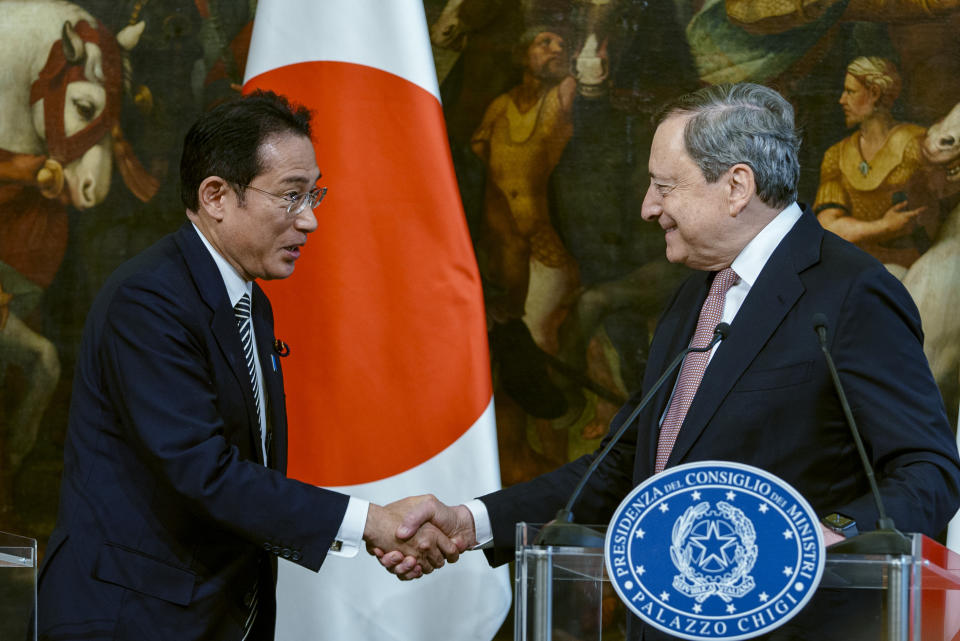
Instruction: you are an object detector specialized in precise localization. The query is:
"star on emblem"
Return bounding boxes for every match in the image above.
[659,502,670,513]
[689,520,738,571]
[783,529,794,539]
[636,565,646,576]
[660,592,670,601]
[691,491,701,500]
[635,528,645,539]
[727,604,737,613]
[783,566,793,577]
[758,503,769,514]
[726,491,736,500]
[693,604,702,614]
[759,592,769,602]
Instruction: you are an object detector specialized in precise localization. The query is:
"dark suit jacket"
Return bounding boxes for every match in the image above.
[481,208,960,638]
[38,223,349,641]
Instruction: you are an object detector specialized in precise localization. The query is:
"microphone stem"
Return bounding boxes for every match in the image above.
[559,330,724,518]
[817,339,892,527]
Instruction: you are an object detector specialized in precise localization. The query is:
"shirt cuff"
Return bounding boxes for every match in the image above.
[465,499,494,549]
[329,497,369,558]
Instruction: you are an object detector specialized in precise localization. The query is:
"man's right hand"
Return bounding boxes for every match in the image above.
[362,497,464,579]
[373,495,478,580]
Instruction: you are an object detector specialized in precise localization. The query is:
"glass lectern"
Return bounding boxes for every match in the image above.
[514,523,960,641]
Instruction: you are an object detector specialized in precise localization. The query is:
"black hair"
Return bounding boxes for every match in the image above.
[179,90,313,211]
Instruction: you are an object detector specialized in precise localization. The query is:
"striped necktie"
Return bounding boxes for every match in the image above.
[654,268,738,473]
[234,293,262,426]
[234,292,262,637]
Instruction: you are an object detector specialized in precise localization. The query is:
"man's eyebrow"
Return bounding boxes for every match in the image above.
[278,172,322,186]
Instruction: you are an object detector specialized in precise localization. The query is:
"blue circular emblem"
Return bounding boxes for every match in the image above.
[604,461,824,640]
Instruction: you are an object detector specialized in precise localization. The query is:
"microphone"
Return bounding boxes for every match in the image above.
[811,313,910,554]
[534,322,731,546]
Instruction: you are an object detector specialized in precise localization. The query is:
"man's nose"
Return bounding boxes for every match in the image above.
[295,207,318,233]
[640,186,659,221]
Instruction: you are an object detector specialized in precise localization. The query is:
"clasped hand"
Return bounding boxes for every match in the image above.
[362,495,477,580]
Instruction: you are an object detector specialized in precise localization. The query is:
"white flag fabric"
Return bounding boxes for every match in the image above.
[243,1,511,639]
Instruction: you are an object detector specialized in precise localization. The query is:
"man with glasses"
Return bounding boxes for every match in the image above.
[38,91,460,641]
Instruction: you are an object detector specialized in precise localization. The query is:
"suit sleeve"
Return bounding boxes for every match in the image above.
[477,275,695,566]
[478,395,640,566]
[100,279,348,572]
[829,264,960,535]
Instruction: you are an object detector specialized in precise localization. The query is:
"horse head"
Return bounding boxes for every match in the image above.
[29,18,151,209]
[923,101,960,197]
[430,0,468,51]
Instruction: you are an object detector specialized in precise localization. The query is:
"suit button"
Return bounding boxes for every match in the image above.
[291,551,302,562]
[281,548,292,559]
[263,542,272,551]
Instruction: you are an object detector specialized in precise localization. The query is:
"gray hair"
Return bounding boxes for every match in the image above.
[654,83,800,209]
[846,57,901,110]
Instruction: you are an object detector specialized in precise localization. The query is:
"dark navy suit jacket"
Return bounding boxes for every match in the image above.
[481,208,960,639]
[38,223,349,641]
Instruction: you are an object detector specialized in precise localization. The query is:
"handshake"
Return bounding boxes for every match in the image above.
[361,495,479,580]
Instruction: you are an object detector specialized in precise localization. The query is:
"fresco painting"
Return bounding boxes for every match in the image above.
[0,0,158,520]
[1,5,959,601]
[428,0,960,490]
[0,0,255,535]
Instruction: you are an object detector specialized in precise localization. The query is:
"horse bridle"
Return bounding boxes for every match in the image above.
[27,19,158,203]
[29,20,123,166]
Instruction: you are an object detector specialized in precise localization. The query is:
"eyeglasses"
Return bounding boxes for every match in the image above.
[241,184,327,215]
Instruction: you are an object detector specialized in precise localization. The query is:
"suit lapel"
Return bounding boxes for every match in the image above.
[663,209,823,469]
[174,223,265,464]
[252,284,287,471]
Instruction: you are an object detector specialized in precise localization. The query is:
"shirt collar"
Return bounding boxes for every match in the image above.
[730,202,803,288]
[191,223,253,308]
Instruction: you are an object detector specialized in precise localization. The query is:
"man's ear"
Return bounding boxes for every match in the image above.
[727,163,755,216]
[197,176,232,222]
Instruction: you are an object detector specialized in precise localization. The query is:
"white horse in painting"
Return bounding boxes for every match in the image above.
[903,101,960,430]
[0,0,147,206]
[0,0,145,502]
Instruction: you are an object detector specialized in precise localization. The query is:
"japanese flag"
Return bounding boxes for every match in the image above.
[244,1,511,639]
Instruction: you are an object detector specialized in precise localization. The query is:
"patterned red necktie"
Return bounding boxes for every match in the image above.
[654,268,738,473]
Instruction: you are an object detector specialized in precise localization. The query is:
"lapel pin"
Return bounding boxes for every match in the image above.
[273,339,290,357]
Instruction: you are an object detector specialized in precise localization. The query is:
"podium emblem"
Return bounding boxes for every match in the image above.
[605,461,824,640]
